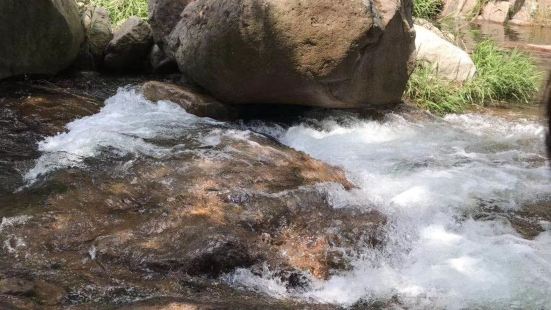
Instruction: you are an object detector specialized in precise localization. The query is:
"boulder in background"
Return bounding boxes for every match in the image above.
[149,44,178,73]
[0,0,84,79]
[82,5,113,66]
[441,0,478,18]
[414,24,477,82]
[477,0,511,23]
[155,0,415,108]
[104,17,153,71]
[442,0,551,26]
[148,0,194,50]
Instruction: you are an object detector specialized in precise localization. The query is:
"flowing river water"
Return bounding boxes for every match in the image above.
[230,110,551,308]
[10,88,549,308]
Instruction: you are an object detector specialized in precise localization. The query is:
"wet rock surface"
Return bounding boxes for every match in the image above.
[0,78,386,308]
[472,200,551,240]
[142,81,238,120]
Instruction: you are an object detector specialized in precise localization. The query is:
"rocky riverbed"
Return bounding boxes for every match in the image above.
[0,78,549,309]
[0,79,387,309]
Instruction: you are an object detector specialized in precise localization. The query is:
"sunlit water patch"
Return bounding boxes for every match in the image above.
[228,113,551,308]
[23,89,551,308]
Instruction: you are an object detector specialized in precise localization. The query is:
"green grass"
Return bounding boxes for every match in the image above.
[406,64,467,113]
[413,0,444,20]
[84,0,148,25]
[470,41,541,103]
[406,40,542,114]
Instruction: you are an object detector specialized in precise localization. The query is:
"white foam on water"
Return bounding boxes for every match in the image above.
[0,215,31,232]
[228,113,551,308]
[23,88,551,308]
[24,88,217,183]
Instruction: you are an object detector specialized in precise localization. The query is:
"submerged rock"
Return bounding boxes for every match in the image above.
[0,278,66,306]
[0,81,101,197]
[0,0,84,79]
[117,296,336,309]
[104,17,154,71]
[0,76,156,202]
[155,0,415,108]
[0,84,385,308]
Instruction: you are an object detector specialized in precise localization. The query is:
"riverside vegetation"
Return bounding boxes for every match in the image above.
[407,0,543,113]
[407,40,542,113]
[413,0,444,20]
[82,0,148,25]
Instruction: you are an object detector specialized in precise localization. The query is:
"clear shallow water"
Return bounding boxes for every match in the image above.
[25,90,551,308]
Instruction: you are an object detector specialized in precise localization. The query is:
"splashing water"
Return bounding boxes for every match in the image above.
[23,89,218,183]
[228,113,551,308]
[24,89,551,308]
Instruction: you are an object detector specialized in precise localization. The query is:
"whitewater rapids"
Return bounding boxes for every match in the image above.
[26,89,551,309]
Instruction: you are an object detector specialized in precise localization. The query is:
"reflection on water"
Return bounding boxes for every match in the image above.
[443,20,551,70]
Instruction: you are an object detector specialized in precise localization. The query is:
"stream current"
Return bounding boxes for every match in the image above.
[22,89,551,308]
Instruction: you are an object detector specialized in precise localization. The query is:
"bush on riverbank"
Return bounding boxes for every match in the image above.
[406,40,542,113]
[86,0,148,25]
[413,0,444,19]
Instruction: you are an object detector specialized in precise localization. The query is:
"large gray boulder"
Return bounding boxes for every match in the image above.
[104,17,153,71]
[155,0,415,108]
[414,24,476,82]
[0,0,84,80]
[82,6,113,65]
[148,0,194,48]
[477,0,511,24]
